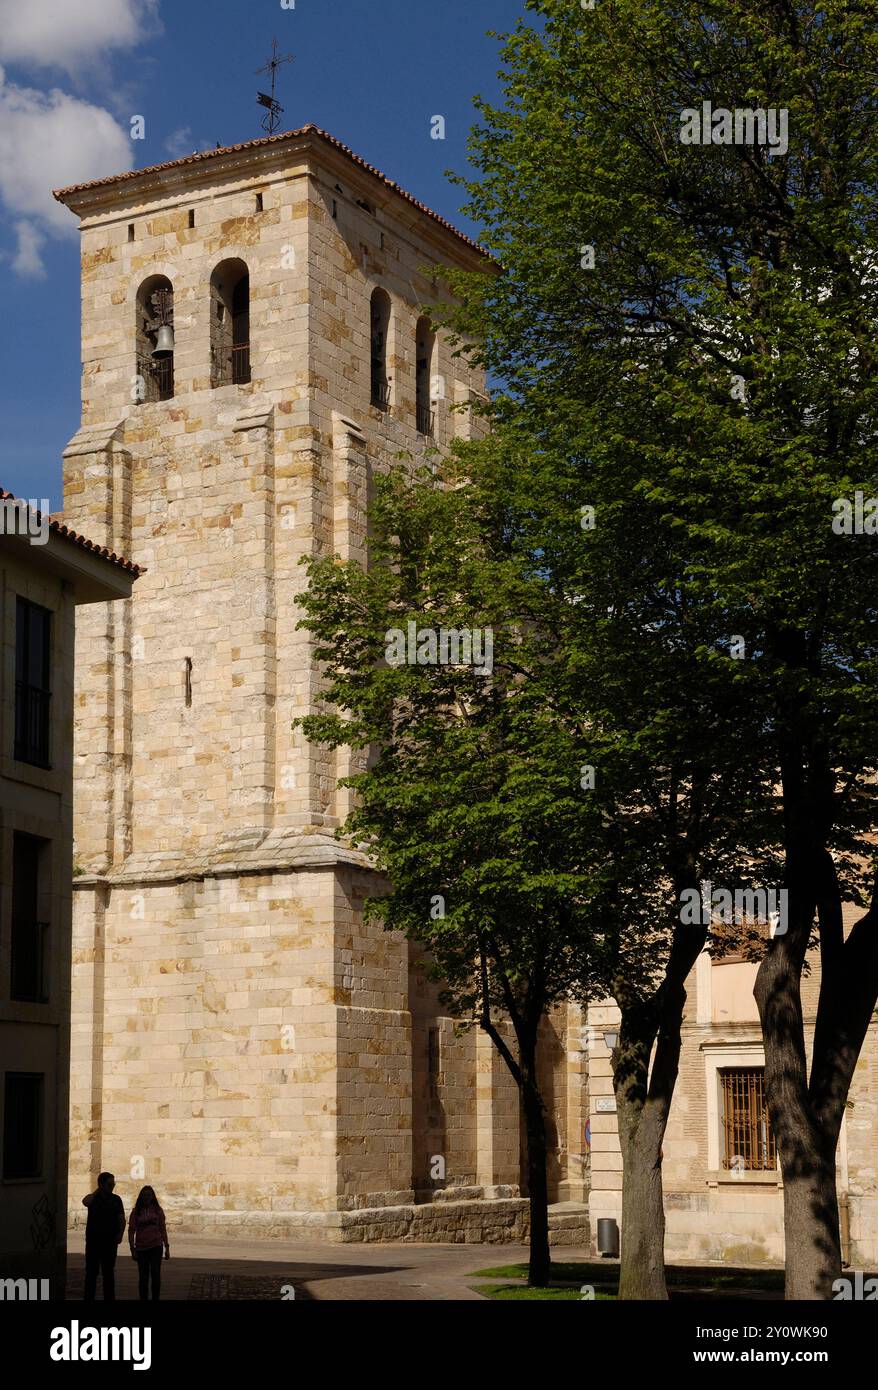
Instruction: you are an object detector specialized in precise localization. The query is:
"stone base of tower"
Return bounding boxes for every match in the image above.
[67,846,590,1251]
[69,1196,590,1246]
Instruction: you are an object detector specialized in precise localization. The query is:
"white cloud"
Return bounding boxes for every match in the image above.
[164,127,216,159]
[12,220,46,278]
[0,0,160,76]
[0,68,132,273]
[164,126,194,159]
[0,1,158,277]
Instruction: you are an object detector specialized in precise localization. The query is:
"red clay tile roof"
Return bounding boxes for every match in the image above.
[53,123,491,260]
[0,488,143,576]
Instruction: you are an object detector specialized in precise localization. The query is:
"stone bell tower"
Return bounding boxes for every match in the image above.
[54,126,588,1240]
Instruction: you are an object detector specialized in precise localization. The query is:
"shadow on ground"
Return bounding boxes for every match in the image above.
[66,1253,412,1302]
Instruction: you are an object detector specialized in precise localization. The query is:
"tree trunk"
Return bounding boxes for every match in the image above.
[617,1105,668,1299]
[782,1156,841,1300]
[755,672,857,1298]
[614,1000,670,1301]
[614,924,702,1300]
[521,1057,551,1286]
[756,904,843,1298]
[478,981,552,1289]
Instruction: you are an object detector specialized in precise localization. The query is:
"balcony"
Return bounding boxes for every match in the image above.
[136,355,174,403]
[417,404,435,437]
[231,343,251,385]
[11,920,49,1003]
[371,370,390,412]
[212,344,251,387]
[14,682,51,768]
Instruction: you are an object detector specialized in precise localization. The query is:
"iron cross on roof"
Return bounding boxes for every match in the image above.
[256,38,295,135]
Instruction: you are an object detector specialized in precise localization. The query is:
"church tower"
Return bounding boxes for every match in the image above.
[54,127,588,1239]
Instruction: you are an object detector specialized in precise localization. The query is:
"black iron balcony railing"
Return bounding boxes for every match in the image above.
[417,404,435,436]
[371,374,390,411]
[212,344,251,386]
[231,343,251,385]
[14,682,51,768]
[136,355,174,402]
[11,921,49,1004]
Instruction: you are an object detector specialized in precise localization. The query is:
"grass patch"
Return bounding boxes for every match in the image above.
[472,1261,621,1283]
[470,1261,788,1298]
[472,1263,539,1280]
[474,1282,614,1301]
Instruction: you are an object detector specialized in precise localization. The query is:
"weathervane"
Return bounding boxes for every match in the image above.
[256,38,295,135]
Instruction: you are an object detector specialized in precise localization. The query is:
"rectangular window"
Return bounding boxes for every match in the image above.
[14,598,52,768]
[3,1073,44,1179]
[11,834,48,1003]
[720,1067,776,1171]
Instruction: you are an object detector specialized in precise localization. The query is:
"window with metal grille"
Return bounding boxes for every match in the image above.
[11,833,49,1003]
[720,1067,777,1171]
[14,597,52,767]
[210,259,251,386]
[135,275,175,402]
[3,1073,44,1179]
[416,315,436,436]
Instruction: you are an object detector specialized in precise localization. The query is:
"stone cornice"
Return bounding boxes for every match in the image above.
[73,831,380,889]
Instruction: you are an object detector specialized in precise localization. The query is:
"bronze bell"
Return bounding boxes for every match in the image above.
[152,324,175,359]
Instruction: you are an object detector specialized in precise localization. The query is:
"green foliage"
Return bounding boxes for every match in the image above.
[297,0,878,1300]
[437,0,878,916]
[298,464,610,1029]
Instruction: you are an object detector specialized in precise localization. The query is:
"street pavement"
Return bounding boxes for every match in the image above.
[65,1232,583,1301]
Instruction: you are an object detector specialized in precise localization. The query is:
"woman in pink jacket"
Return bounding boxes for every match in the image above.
[128,1186,170,1300]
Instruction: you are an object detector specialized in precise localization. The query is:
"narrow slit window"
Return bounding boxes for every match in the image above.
[370,288,391,411]
[184,657,193,708]
[427,1027,440,1092]
[188,209,196,229]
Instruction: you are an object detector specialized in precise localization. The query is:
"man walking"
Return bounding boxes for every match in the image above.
[82,1172,126,1301]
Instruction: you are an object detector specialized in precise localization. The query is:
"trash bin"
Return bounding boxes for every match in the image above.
[596,1216,620,1257]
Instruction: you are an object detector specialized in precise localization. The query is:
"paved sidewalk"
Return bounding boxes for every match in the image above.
[66,1233,587,1301]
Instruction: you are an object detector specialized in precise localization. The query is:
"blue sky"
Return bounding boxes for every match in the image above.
[0,0,522,511]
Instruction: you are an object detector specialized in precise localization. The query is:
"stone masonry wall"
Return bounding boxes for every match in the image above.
[60,136,584,1233]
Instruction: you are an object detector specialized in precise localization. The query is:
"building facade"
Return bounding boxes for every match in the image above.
[54,127,590,1243]
[46,121,878,1268]
[47,124,878,1266]
[587,929,878,1267]
[0,497,138,1295]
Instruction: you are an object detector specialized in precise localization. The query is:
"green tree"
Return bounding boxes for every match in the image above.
[436,428,781,1299]
[439,0,878,1298]
[296,467,610,1286]
[299,434,779,1299]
